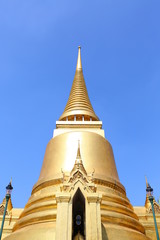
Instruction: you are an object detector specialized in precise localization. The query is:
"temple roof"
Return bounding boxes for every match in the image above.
[59,47,99,121]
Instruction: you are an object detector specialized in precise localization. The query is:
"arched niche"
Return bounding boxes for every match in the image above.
[72,188,85,240]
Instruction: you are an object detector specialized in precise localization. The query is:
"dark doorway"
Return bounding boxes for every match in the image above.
[72,188,85,239]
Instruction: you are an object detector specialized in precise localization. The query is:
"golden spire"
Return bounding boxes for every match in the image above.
[59,47,99,121]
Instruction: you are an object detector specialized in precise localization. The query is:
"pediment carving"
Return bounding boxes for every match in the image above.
[60,141,96,193]
[147,201,160,214]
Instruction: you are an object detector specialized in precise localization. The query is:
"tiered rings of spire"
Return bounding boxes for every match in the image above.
[59,46,99,121]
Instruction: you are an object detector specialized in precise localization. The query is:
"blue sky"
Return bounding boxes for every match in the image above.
[0,1,160,208]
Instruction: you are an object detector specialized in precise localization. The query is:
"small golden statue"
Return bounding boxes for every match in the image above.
[73,231,84,240]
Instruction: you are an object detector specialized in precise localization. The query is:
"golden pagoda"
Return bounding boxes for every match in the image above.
[1,47,160,240]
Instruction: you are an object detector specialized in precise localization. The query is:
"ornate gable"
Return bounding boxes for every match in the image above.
[60,141,96,193]
[145,195,160,213]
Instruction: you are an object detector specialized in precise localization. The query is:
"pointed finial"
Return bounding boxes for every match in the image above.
[76,140,81,159]
[70,140,87,175]
[76,46,82,70]
[145,176,148,188]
